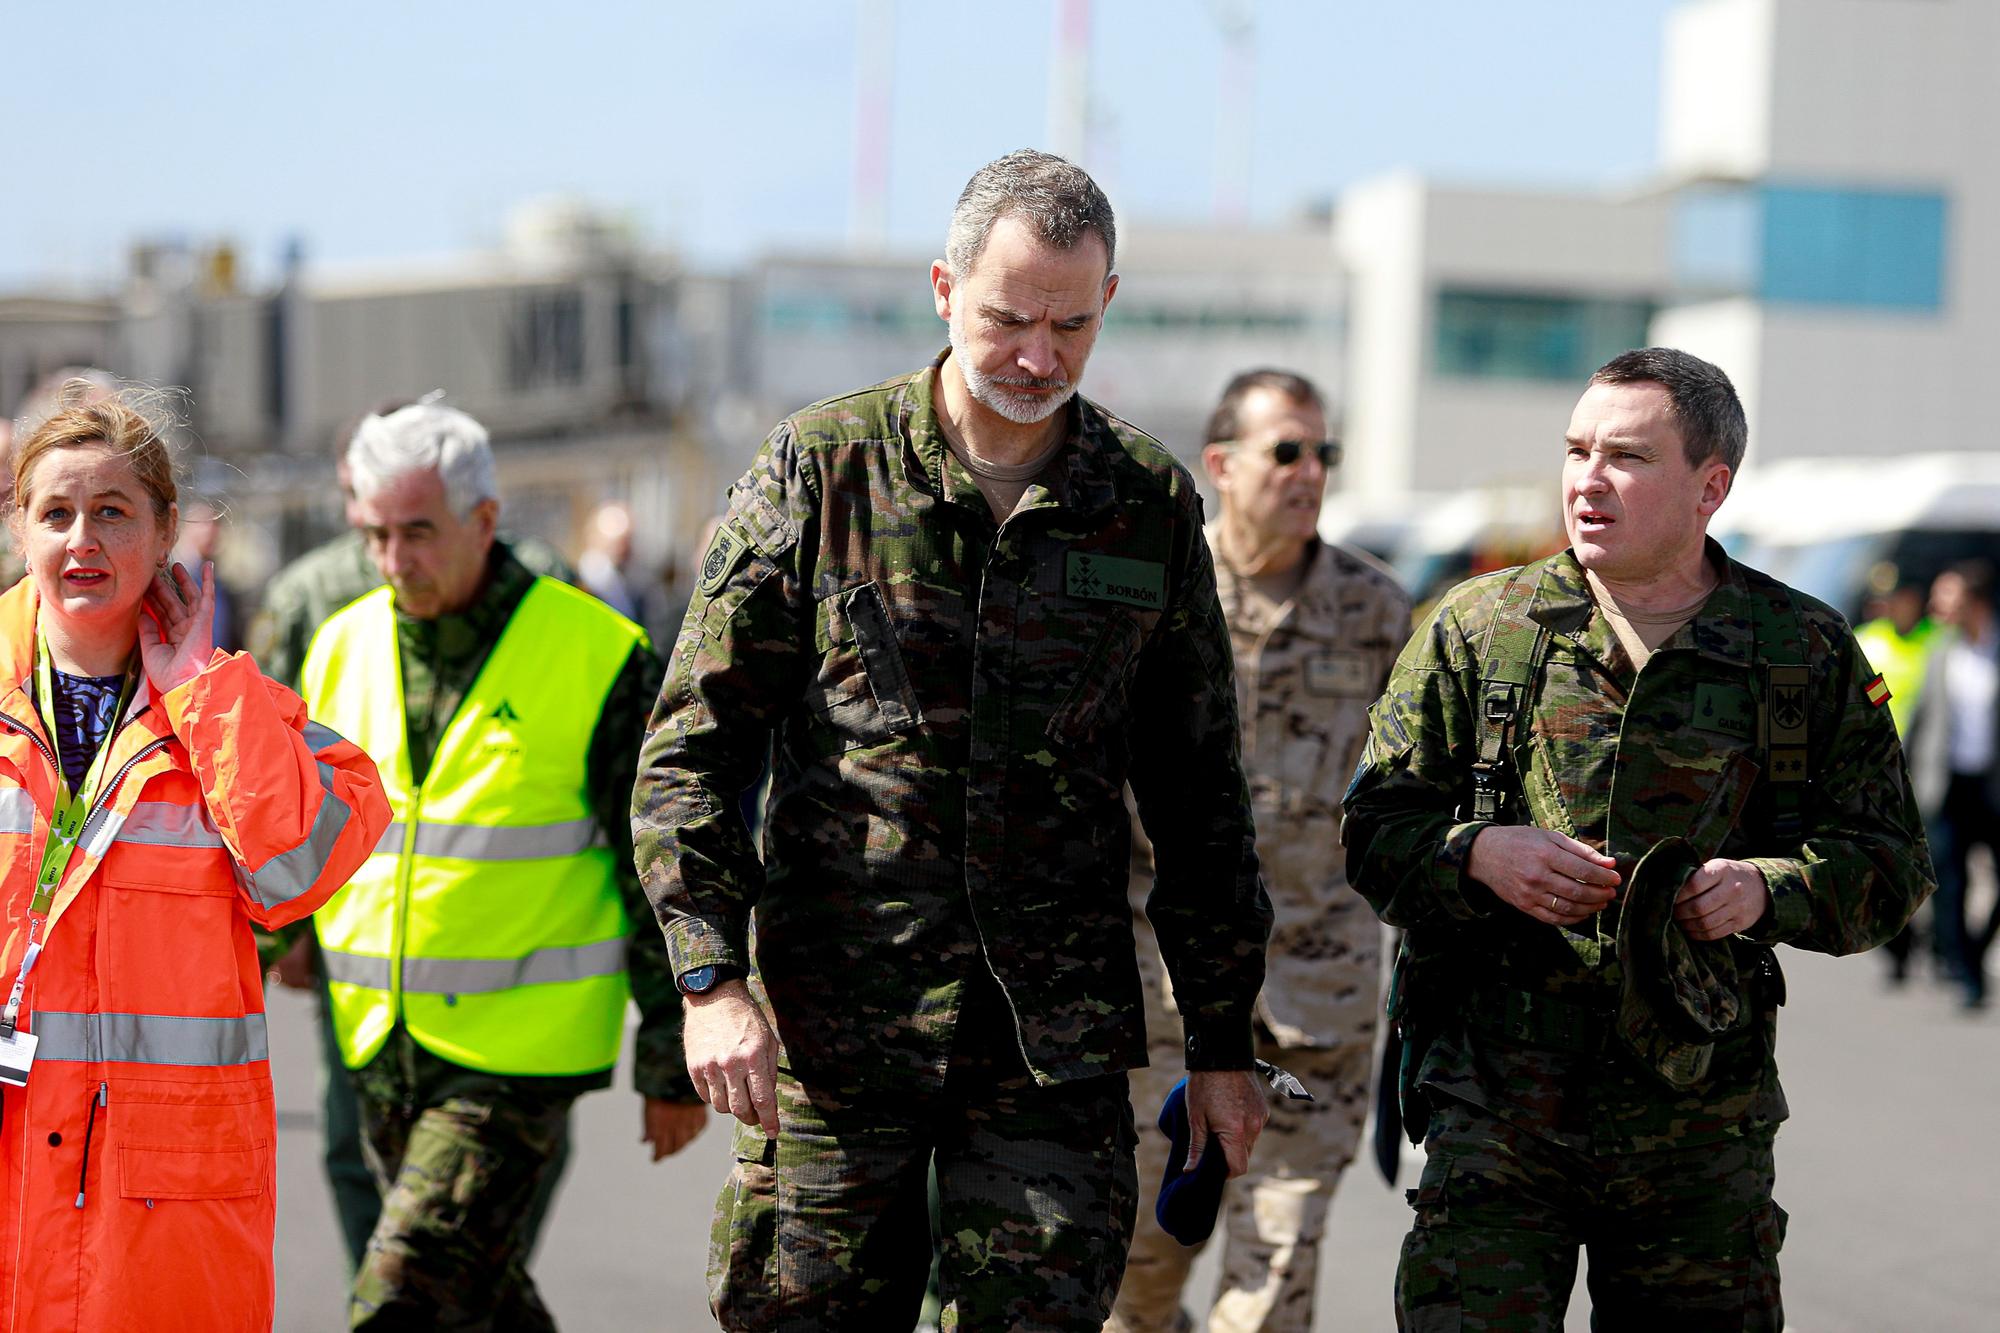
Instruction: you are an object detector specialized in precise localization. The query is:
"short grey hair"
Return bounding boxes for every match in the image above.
[944,149,1117,279]
[346,401,498,518]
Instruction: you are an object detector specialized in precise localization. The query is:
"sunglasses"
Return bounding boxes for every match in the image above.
[1220,438,1342,468]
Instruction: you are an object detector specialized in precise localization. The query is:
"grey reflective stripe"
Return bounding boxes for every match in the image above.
[375,822,408,856]
[0,788,33,835]
[401,938,628,996]
[301,721,347,753]
[319,949,393,990]
[243,762,355,910]
[33,1010,270,1066]
[112,800,225,849]
[410,818,603,862]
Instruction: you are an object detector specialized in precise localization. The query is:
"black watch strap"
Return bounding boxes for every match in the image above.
[677,964,747,996]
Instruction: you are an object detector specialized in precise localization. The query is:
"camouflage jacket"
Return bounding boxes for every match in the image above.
[1132,536,1407,1049]
[1342,543,1931,1153]
[633,353,1270,1092]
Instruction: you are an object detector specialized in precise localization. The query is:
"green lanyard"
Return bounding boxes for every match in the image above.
[1,638,135,1037]
[28,635,135,912]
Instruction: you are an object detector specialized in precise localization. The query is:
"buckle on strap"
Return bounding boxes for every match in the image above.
[1466,767,1507,822]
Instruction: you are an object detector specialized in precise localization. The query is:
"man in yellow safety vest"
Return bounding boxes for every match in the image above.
[299,401,704,1329]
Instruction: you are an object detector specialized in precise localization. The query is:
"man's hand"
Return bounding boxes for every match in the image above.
[1183,1069,1268,1179]
[1674,859,1771,941]
[1468,825,1621,926]
[641,1097,709,1161]
[682,979,779,1136]
[267,932,317,990]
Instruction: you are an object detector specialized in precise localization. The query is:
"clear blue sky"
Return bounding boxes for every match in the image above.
[1,0,1680,287]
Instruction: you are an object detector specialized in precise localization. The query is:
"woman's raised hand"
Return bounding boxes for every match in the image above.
[138,560,216,694]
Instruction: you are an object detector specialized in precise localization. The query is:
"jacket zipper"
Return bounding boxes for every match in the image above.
[72,738,172,850]
[73,1081,105,1208]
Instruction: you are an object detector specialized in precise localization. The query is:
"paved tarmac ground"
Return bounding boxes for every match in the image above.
[270,944,1997,1331]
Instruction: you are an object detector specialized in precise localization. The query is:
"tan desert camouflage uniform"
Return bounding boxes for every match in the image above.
[1112,537,1408,1333]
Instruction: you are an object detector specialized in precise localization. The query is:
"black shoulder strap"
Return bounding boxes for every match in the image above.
[1750,581,1810,841]
[1467,564,1551,823]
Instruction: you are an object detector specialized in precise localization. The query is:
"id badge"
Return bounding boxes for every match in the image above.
[0,1027,38,1088]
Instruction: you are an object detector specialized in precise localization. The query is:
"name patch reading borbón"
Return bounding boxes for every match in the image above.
[1066,552,1166,611]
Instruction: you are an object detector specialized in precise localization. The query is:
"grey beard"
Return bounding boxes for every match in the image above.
[948,320,1077,425]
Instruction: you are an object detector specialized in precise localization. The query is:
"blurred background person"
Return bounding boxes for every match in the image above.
[1856,576,1938,738]
[1110,370,1408,1333]
[1858,573,1943,985]
[577,499,640,619]
[577,497,685,648]
[172,493,242,652]
[1909,560,2000,1009]
[0,380,386,1331]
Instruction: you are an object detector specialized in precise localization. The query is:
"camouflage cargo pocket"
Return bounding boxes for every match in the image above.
[1397,1151,1461,1331]
[805,582,923,751]
[709,1122,781,1330]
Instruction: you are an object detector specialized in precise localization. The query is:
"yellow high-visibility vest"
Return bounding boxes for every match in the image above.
[300,576,643,1075]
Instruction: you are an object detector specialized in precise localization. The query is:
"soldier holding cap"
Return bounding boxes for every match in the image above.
[1343,347,1932,1330]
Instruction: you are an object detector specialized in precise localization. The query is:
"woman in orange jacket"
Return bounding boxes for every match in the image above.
[0,382,390,1331]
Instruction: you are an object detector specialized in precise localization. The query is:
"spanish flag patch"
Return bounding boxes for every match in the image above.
[1865,675,1892,708]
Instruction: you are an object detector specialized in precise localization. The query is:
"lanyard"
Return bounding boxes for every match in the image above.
[0,636,134,1037]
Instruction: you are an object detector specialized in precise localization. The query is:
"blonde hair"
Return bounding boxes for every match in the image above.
[10,379,179,523]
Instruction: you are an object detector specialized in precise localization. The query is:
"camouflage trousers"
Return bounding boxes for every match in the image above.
[1398,1098,1785,1332]
[709,1057,1138,1331]
[1106,1039,1371,1333]
[351,1043,575,1332]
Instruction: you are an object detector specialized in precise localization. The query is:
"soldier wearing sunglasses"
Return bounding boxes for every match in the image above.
[1110,369,1410,1333]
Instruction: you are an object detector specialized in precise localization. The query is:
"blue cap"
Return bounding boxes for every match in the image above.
[1154,1077,1227,1246]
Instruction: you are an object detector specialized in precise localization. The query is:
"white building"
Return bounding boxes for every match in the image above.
[1653,0,1981,468]
[1337,176,1671,499]
[1336,0,1993,508]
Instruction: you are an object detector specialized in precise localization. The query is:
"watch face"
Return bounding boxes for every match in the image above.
[680,965,718,995]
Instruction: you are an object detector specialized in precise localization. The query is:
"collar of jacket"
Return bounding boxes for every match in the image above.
[1523,537,1763,668]
[391,542,536,673]
[899,348,1120,520]
[1520,536,1760,668]
[1208,532,1346,642]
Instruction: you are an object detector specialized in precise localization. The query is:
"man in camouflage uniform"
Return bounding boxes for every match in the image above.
[1109,370,1408,1333]
[299,403,705,1329]
[1343,348,1932,1331]
[633,150,1272,1332]
[248,403,579,1275]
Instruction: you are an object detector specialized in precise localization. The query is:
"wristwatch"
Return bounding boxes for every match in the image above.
[676,964,745,997]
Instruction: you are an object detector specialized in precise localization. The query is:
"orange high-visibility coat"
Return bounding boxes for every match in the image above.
[0,580,389,1332]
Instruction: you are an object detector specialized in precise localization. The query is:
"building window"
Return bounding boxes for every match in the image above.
[1674,183,1948,312]
[1433,290,1655,382]
[1761,185,1947,310]
[508,291,585,389]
